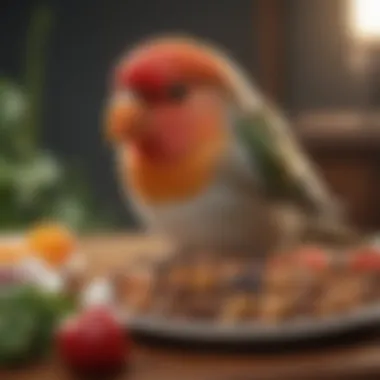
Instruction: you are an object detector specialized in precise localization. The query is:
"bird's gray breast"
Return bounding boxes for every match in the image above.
[136,145,274,251]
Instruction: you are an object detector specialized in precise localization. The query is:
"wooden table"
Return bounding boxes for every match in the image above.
[5,234,380,380]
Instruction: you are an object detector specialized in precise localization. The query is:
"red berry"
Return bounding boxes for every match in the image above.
[350,247,380,272]
[269,252,296,267]
[296,246,329,271]
[56,307,129,374]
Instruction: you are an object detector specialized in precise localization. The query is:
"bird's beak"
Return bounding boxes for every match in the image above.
[105,92,146,144]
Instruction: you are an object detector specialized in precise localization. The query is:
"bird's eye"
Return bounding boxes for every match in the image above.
[167,83,188,102]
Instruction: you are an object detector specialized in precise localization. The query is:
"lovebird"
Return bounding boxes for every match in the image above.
[105,36,355,256]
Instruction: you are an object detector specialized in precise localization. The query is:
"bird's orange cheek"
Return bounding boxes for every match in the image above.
[151,116,222,160]
[144,108,195,158]
[134,104,224,161]
[161,121,196,156]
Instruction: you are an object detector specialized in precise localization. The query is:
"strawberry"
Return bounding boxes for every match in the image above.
[296,246,329,271]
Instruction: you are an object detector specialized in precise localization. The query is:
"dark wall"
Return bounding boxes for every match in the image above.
[288,0,365,111]
[0,1,34,78]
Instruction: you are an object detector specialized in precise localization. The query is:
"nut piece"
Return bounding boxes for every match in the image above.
[166,265,192,290]
[258,293,292,323]
[192,263,218,293]
[264,255,298,293]
[220,295,254,324]
[316,273,369,316]
[117,269,154,315]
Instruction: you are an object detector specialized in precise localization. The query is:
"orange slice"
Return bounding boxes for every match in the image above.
[27,222,76,267]
[0,243,26,265]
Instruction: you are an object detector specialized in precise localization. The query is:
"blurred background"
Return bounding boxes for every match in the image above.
[1,0,380,232]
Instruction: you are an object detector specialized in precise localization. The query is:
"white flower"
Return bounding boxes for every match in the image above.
[17,256,63,293]
[81,277,115,308]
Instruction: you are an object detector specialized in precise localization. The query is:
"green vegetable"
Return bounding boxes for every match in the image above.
[0,4,118,232]
[0,284,74,367]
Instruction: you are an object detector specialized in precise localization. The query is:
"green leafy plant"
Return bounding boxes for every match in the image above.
[0,284,75,367]
[0,4,115,232]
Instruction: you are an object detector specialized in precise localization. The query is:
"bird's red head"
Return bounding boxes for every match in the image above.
[106,37,229,163]
[115,39,224,101]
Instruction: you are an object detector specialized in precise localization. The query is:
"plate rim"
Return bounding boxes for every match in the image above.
[122,303,380,343]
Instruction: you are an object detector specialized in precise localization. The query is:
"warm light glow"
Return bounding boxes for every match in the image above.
[351,0,380,40]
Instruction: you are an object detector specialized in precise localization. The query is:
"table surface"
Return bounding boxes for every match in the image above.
[5,233,380,380]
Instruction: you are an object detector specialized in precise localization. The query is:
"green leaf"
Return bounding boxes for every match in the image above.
[47,195,91,230]
[13,153,63,207]
[0,79,28,134]
[0,285,75,366]
[0,158,16,189]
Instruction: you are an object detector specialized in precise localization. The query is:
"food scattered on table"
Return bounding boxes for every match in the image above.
[0,222,130,375]
[111,242,380,325]
[0,223,80,368]
[4,222,380,370]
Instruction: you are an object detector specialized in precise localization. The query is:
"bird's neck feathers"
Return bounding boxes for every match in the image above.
[208,46,263,113]
[121,134,228,205]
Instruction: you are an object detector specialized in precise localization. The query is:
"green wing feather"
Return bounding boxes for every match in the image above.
[236,105,338,216]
